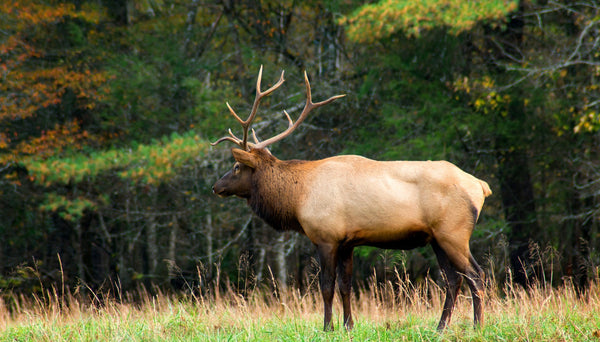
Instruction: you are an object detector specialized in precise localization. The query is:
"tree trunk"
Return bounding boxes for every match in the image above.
[120,190,132,290]
[275,234,287,290]
[255,246,266,284]
[167,215,178,283]
[206,211,213,279]
[182,0,200,55]
[73,220,86,284]
[146,192,159,278]
[103,0,133,26]
[496,143,539,286]
[566,187,593,291]
[487,0,541,286]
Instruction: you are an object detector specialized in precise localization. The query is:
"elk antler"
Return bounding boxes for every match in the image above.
[253,71,345,149]
[211,67,344,150]
[211,65,285,150]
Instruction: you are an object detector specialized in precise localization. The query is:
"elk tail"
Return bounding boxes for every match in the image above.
[479,180,492,198]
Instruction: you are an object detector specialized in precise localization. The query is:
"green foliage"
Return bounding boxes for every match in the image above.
[39,194,105,221]
[341,0,518,42]
[102,51,189,142]
[182,77,237,142]
[343,32,470,162]
[24,131,208,186]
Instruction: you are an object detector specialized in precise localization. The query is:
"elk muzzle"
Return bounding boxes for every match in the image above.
[212,174,231,198]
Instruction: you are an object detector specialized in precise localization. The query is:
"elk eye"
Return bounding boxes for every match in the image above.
[234,164,240,173]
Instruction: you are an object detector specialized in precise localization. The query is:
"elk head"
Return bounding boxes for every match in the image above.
[211,66,344,198]
[212,148,269,199]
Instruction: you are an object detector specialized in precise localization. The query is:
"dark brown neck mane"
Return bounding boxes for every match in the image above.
[248,158,307,234]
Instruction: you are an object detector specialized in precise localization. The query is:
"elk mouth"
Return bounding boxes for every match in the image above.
[212,185,230,198]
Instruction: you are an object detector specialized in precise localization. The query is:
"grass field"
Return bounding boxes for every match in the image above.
[1,275,599,341]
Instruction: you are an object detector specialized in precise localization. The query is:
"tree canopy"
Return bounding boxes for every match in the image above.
[1,0,599,295]
[341,0,518,41]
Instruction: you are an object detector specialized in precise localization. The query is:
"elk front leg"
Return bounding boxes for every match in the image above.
[337,246,354,330]
[317,244,338,331]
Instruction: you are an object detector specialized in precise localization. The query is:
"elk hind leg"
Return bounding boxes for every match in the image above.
[435,238,485,328]
[465,253,485,327]
[432,241,463,330]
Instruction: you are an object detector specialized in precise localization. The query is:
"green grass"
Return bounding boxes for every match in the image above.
[1,279,599,341]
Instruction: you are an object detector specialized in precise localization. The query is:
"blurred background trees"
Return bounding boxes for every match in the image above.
[1,0,599,296]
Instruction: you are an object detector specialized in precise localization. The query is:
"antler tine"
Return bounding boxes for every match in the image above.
[242,66,285,148]
[212,65,285,150]
[251,128,260,144]
[210,136,242,147]
[225,102,245,125]
[210,128,244,147]
[253,71,345,149]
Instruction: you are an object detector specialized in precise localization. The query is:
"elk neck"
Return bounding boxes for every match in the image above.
[248,155,310,234]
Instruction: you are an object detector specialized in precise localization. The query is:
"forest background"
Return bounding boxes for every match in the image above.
[1,0,599,298]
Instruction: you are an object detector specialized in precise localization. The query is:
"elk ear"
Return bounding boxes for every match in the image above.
[231,148,258,168]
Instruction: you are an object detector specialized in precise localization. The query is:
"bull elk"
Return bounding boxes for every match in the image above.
[211,66,492,331]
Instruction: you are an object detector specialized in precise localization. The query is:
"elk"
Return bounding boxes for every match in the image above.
[211,66,492,331]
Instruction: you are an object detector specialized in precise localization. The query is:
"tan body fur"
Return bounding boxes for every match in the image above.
[300,155,490,254]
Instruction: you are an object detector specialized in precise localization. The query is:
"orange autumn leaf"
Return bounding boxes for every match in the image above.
[0,0,109,164]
